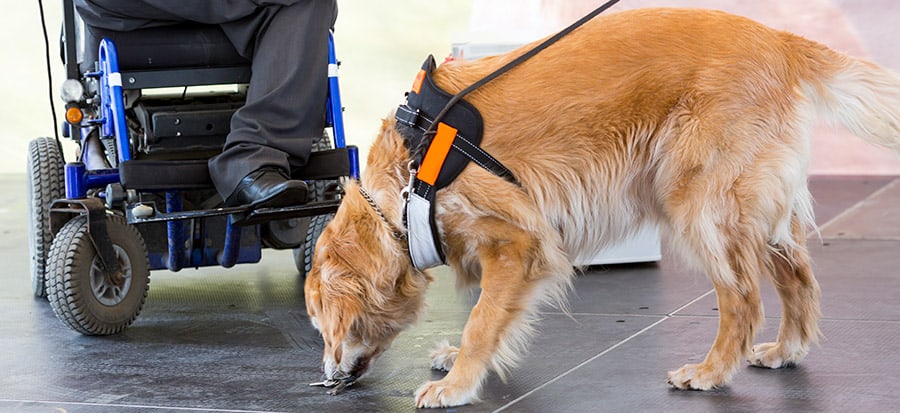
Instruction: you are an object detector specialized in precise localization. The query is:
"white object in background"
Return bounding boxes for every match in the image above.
[575,224,661,266]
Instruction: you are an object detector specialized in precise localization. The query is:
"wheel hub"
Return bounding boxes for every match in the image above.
[90,244,133,306]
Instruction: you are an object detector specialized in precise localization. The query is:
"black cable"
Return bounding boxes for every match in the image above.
[412,0,621,166]
[38,0,66,163]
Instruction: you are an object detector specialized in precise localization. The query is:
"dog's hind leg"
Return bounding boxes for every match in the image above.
[664,187,768,390]
[667,272,765,390]
[750,216,822,368]
[415,217,565,408]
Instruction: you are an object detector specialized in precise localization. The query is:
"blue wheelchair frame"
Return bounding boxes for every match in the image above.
[52,31,359,273]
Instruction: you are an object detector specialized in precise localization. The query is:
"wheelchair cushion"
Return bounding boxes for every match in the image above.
[81,23,249,74]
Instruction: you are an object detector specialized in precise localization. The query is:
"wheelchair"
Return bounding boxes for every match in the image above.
[27,0,358,336]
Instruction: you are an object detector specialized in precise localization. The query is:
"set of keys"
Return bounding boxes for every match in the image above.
[309,374,357,396]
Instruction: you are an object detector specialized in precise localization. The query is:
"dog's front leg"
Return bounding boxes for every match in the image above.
[416,225,540,408]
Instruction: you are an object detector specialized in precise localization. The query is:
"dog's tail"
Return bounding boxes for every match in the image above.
[799,37,900,152]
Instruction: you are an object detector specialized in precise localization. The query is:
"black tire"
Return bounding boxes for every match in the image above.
[46,214,150,335]
[26,137,65,298]
[292,131,340,277]
[293,213,334,277]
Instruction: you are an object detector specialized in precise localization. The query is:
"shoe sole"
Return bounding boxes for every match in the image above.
[250,186,309,209]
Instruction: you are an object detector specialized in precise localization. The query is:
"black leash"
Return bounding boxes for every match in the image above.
[410,0,621,168]
[38,0,66,163]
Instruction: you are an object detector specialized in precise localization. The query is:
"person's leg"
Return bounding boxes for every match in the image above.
[209,0,338,204]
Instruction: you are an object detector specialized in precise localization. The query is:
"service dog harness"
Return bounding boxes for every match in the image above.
[374,0,620,271]
[395,55,519,270]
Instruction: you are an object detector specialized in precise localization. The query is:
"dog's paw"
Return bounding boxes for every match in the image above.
[415,379,479,408]
[666,363,725,391]
[749,342,805,369]
[429,340,459,372]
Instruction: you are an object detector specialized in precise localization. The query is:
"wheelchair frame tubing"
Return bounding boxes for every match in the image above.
[97,38,133,163]
[326,31,360,180]
[166,192,185,272]
[327,31,345,149]
[65,38,129,199]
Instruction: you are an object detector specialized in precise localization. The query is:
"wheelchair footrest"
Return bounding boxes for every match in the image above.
[119,148,351,191]
[231,201,340,226]
[125,199,341,226]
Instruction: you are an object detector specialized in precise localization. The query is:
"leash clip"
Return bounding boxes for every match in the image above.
[401,160,418,201]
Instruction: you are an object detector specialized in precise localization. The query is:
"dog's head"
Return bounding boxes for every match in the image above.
[304,180,431,381]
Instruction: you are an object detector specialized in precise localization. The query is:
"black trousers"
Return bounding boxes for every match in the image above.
[74,0,339,199]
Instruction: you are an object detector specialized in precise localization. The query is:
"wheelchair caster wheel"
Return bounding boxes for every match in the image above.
[46,214,150,335]
[26,137,65,298]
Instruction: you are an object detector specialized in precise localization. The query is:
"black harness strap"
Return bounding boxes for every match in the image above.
[390,0,621,270]
[396,101,516,187]
[395,55,517,190]
[409,0,622,168]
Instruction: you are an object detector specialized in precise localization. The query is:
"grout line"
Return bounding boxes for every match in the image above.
[665,289,716,316]
[494,289,715,412]
[815,177,900,237]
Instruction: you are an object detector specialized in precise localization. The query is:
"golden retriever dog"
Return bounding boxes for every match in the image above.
[304,7,900,408]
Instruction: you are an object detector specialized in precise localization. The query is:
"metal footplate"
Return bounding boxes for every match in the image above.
[125,199,341,226]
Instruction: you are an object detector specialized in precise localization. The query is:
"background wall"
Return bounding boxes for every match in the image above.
[4,1,898,175]
[468,0,900,175]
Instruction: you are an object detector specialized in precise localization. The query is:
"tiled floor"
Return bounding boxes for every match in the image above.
[1,174,898,412]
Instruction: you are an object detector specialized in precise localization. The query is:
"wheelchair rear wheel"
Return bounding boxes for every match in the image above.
[293,212,334,277]
[46,214,150,335]
[291,132,340,277]
[26,137,65,298]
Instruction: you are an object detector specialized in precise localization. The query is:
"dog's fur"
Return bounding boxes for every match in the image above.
[304,8,900,408]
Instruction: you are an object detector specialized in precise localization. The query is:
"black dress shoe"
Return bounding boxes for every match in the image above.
[224,168,309,209]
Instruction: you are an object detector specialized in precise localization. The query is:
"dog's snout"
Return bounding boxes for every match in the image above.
[348,357,370,378]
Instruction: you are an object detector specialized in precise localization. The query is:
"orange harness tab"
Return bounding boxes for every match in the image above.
[411,69,426,94]
[416,122,457,186]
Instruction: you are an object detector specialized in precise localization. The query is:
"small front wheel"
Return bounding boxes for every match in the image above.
[46,214,150,335]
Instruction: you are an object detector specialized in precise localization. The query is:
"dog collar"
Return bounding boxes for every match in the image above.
[395,56,519,270]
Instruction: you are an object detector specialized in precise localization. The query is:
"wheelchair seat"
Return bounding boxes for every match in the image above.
[80,22,251,90]
[81,23,248,74]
